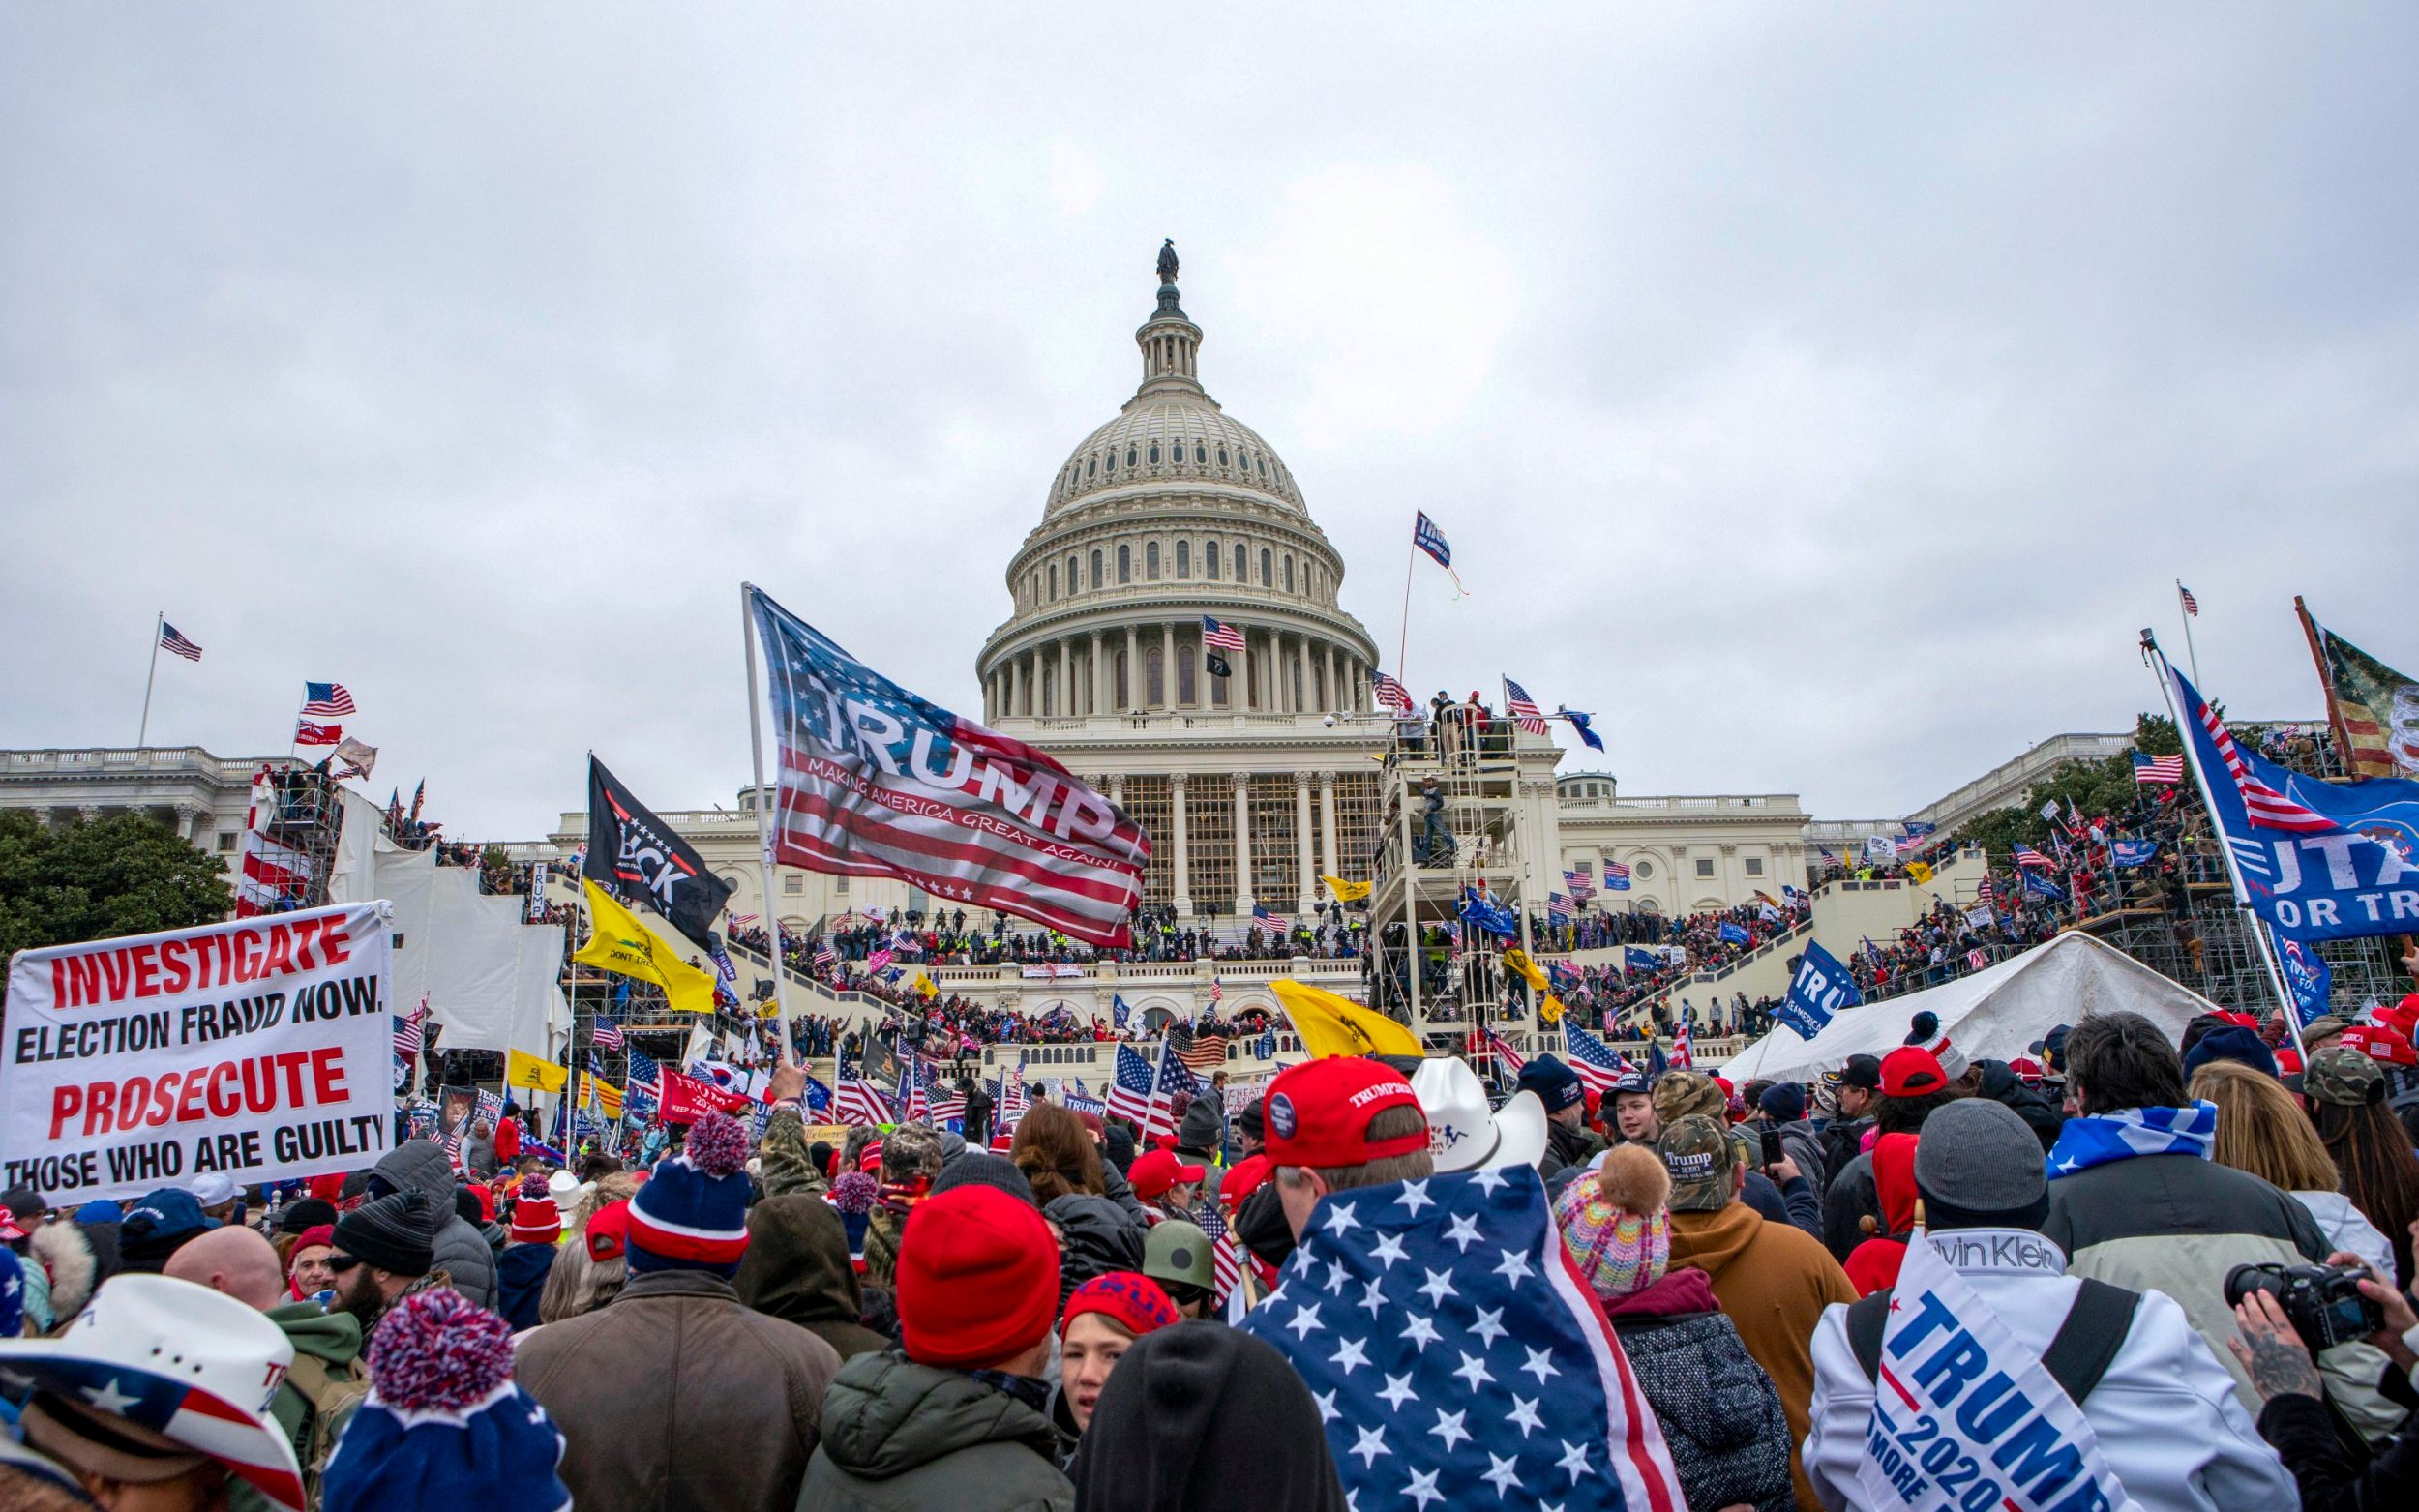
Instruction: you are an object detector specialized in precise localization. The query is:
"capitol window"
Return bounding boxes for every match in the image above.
[1149,443,1160,464]
[1126,447,1137,468]
[1105,450,1116,472]
[1087,459,1096,478]
[1284,556,1295,592]
[1635,860,1655,879]
[1217,446,1229,466]
[1695,858,1716,878]
[1205,539,1220,578]
[1048,564,1059,600]
[1746,857,1764,876]
[1118,545,1131,584]
[1067,555,1078,593]
[1090,548,1102,588]
[1260,548,1272,585]
[1176,541,1190,578]
[1146,541,1161,579]
[1195,441,1207,463]
[1234,544,1247,579]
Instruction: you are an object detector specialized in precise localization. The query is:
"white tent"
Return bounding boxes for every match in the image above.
[1721,931,2226,1084]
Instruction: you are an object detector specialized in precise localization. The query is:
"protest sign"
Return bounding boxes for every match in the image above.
[656,1068,755,1124]
[1,903,394,1202]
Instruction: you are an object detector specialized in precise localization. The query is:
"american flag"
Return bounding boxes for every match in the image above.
[2171,665,2337,832]
[1104,1042,1158,1128]
[813,942,838,971]
[1144,1038,1199,1142]
[729,911,760,928]
[923,1064,967,1126]
[2179,582,2199,617]
[1372,672,1415,715]
[1202,614,1245,652]
[1207,977,1223,1004]
[1966,948,1989,971]
[1562,863,1595,899]
[158,621,203,662]
[1601,859,1631,890]
[1977,874,1997,909]
[2012,844,2057,872]
[1546,892,1574,922]
[625,1049,662,1095]
[1198,1200,1244,1307]
[394,998,431,1058]
[592,1016,626,1052]
[1562,1021,1633,1094]
[1481,1026,1528,1075]
[1503,677,1552,737]
[2132,751,2184,786]
[997,1057,1030,1127]
[1174,1030,1231,1072]
[294,720,343,746]
[749,587,1148,948]
[300,681,356,717]
[1238,1170,1684,1512]
[1252,904,1289,934]
[833,1058,896,1126]
[1670,1020,1694,1068]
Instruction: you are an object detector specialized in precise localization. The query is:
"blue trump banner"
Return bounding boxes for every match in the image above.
[2278,937,2333,1028]
[1717,920,1751,946]
[2168,661,2419,942]
[1624,945,1662,974]
[2109,840,2159,869]
[1778,940,1860,1040]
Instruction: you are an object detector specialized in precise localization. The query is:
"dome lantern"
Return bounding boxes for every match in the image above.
[1136,239,1204,399]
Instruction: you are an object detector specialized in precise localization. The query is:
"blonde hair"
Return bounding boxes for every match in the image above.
[2191,1060,2337,1192]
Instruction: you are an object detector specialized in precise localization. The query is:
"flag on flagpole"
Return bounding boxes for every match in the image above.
[2132,751,2184,786]
[2179,582,2200,617]
[1251,904,1289,934]
[294,720,343,746]
[300,682,356,716]
[1601,859,1631,890]
[1201,615,1244,651]
[159,622,204,662]
[1371,672,1415,715]
[1503,677,1552,737]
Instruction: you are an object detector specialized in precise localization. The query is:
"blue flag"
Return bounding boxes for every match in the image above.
[2278,937,2333,1028]
[1717,920,1750,946]
[1254,1025,1277,1058]
[1412,510,1452,568]
[2020,870,2066,902]
[1624,946,1661,974]
[1112,994,1132,1031]
[1561,709,1604,753]
[2110,840,2159,869]
[801,1072,833,1115]
[1778,940,1860,1041]
[1647,1038,1669,1079]
[2169,661,2419,941]
[1458,888,1519,940]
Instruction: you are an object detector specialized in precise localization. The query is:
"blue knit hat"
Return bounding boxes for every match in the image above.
[627,1111,753,1278]
[319,1290,569,1512]
[1516,1053,1584,1115]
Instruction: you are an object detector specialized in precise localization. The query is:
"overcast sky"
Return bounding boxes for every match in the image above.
[5,4,2413,839]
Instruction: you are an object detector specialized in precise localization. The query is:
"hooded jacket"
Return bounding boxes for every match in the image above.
[1762,1115,1831,1195]
[1805,1229,2296,1512]
[372,1140,498,1310]
[736,1192,890,1362]
[1815,1114,1873,1196]
[1601,1268,1793,1512]
[496,1241,557,1333]
[1096,1161,1150,1227]
[234,1302,365,1512]
[1070,1321,1346,1512]
[1666,1199,1857,1510]
[1042,1195,1145,1310]
[760,1109,833,1201]
[1975,1059,2064,1150]
[798,1350,1073,1512]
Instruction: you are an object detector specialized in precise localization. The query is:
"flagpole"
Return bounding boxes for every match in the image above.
[740,583,796,1068]
[2175,581,2202,688]
[1394,531,1417,692]
[2140,631,2300,1047]
[136,611,163,748]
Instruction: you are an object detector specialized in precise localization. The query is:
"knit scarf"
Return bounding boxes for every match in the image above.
[2046,1101,2217,1181]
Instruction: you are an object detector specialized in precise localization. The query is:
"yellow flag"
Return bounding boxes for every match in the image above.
[1539,994,1566,1024]
[581,1074,624,1120]
[1322,875,1371,904]
[1269,980,1424,1060]
[913,971,940,999]
[1906,861,1935,885]
[573,878,719,1015]
[505,1048,568,1094]
[1501,947,1549,993]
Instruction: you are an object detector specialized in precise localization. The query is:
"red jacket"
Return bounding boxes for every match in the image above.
[494,1118,522,1165]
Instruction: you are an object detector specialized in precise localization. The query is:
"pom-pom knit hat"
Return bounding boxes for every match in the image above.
[627,1112,752,1277]
[507,1174,561,1245]
[1554,1145,1671,1301]
[318,1290,570,1512]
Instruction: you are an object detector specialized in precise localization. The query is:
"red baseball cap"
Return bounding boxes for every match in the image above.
[1127,1149,1206,1201]
[2344,1025,2419,1068]
[1879,1047,1948,1098]
[1262,1058,1426,1168]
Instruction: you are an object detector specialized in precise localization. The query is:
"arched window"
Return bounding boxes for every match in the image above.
[1205,539,1220,579]
[1149,443,1160,464]
[1048,563,1059,600]
[1256,456,1267,474]
[1260,548,1272,585]
[1086,458,1096,478]
[1067,555,1079,594]
[1145,642,1164,706]
[1195,441,1207,463]
[1090,548,1103,588]
[1234,544,1247,580]
[1105,449,1117,473]
[1118,545,1131,584]
[1146,542,1161,580]
[1284,556,1295,592]
[1126,447,1137,468]
[1217,446,1229,467]
[1176,541,1190,578]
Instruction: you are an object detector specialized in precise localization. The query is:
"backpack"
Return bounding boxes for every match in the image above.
[1845,1277,2140,1405]
[285,1351,373,1502]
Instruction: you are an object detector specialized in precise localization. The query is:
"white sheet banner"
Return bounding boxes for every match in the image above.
[1857,1230,2139,1512]
[1,903,396,1202]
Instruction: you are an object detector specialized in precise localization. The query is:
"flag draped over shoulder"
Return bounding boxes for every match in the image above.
[572,877,720,1015]
[584,756,733,948]
[1269,980,1423,1059]
[747,585,1149,947]
[1239,1168,1683,1512]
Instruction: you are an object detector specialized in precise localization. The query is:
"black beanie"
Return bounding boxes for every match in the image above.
[334,1191,436,1277]
[928,1152,1037,1208]
[278,1197,340,1235]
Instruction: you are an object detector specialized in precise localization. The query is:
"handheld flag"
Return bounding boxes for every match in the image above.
[1777,940,1860,1040]
[1560,707,1604,752]
[572,877,720,1015]
[584,756,734,948]
[505,1049,568,1095]
[1321,874,1371,904]
[1371,672,1415,715]
[1269,980,1424,1060]
[2300,602,2419,781]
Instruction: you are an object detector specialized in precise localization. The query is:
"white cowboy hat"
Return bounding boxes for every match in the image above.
[0,1274,304,1511]
[1411,1057,1549,1173]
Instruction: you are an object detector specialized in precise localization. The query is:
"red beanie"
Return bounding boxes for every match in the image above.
[1879,1047,1948,1098]
[897,1186,1060,1370]
[1061,1271,1178,1339]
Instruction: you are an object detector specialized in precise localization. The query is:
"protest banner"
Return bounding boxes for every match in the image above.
[1,903,394,1202]
[656,1068,755,1124]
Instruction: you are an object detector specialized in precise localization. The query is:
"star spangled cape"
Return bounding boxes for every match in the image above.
[1239,1168,1682,1512]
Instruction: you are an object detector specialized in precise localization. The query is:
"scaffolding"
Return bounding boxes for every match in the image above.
[242,761,343,913]
[2082,881,2410,1019]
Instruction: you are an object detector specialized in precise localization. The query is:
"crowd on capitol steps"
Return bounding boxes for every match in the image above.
[7,947,2419,1511]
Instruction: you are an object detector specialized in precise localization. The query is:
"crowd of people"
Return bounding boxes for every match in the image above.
[11,957,2419,1510]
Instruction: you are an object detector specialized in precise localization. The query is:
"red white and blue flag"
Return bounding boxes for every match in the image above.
[833,1052,895,1126]
[748,586,1149,947]
[2012,844,2057,872]
[1104,1042,1158,1128]
[294,720,343,746]
[1372,671,1415,715]
[2132,751,2184,786]
[159,621,204,662]
[2179,582,2200,617]
[1252,904,1289,934]
[1504,677,1552,737]
[300,682,356,717]
[1202,615,1245,652]
[1547,891,1574,921]
[1480,1026,1529,1075]
[1564,1021,1636,1093]
[592,1016,625,1052]
[1602,859,1631,890]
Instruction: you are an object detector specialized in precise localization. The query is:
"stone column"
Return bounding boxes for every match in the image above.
[1057,640,1070,717]
[1293,771,1315,912]
[1233,775,1255,913]
[1324,645,1339,714]
[1006,655,1021,718]
[1092,631,1107,716]
[1124,625,1139,712]
[1319,771,1338,881]
[29,806,51,829]
[1196,626,1210,711]
[174,802,206,841]
[1170,773,1192,916]
[1160,623,1176,712]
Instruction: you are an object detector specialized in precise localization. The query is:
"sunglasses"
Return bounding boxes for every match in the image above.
[325,1254,366,1274]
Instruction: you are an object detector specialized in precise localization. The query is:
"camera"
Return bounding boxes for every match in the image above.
[2225,1261,2384,1352]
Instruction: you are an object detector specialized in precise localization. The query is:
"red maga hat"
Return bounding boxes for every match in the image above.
[1261,1058,1426,1169]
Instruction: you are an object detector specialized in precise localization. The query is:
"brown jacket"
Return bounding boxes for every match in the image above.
[518,1267,843,1512]
[1667,1200,1855,1511]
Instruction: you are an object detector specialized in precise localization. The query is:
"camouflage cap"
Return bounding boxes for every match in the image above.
[1657,1113,1739,1211]
[1651,1070,1725,1129]
[2303,1045,2384,1108]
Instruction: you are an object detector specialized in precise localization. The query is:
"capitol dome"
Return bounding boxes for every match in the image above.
[978,245,1380,726]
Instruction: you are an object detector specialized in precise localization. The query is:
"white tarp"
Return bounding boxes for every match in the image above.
[1722,931,2225,1084]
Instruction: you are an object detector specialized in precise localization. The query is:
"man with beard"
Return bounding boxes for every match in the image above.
[325,1190,444,1336]
[1520,1053,1607,1176]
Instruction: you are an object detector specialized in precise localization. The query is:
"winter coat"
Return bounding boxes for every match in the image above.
[1666,1199,1857,1510]
[2256,1374,2419,1512]
[372,1140,497,1311]
[1069,1319,1345,1512]
[519,1268,842,1512]
[1814,1115,1872,1197]
[1806,1228,2296,1512]
[235,1302,364,1512]
[1975,1059,2063,1150]
[495,1241,557,1333]
[2294,1190,2397,1285]
[1819,1149,1880,1263]
[1602,1268,1792,1512]
[1538,1116,1609,1179]
[2043,1146,2329,1417]
[1096,1163,1150,1228]
[736,1192,891,1363]
[1043,1195,1145,1309]
[798,1350,1074,1512]
[25,1222,96,1327]
[1764,1116,1830,1195]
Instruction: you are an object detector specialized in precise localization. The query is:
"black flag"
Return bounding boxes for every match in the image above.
[1206,651,1232,679]
[583,756,733,949]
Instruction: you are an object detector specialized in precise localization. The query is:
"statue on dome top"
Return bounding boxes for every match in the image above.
[1156,238,1180,285]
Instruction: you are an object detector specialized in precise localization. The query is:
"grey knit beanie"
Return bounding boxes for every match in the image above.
[1912,1099,2046,1227]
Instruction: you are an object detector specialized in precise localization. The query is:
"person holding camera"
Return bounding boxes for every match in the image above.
[2229,1242,2419,1509]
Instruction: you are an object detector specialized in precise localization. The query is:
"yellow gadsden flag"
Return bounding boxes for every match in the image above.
[504,1048,568,1095]
[1269,980,1424,1060]
[1905,861,1935,886]
[573,877,719,1015]
[1322,875,1372,904]
[1500,947,1550,993]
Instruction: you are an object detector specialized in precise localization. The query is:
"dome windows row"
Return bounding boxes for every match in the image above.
[1055,433,1290,504]
[1023,534,1333,609]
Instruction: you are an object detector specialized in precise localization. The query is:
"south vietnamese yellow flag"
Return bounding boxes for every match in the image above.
[581,1073,624,1120]
[1269,979,1424,1060]
[505,1048,568,1095]
[1905,861,1935,886]
[573,877,719,1015]
[1322,875,1371,904]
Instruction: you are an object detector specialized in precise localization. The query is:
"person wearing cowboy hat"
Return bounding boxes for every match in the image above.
[1409,1056,1548,1174]
[0,1273,307,1512]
